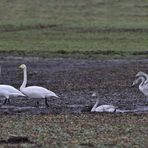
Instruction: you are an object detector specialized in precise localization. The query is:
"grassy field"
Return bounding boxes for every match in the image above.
[0,114,148,147]
[0,1,148,147]
[0,0,148,57]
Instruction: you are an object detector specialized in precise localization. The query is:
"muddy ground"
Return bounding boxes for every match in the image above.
[0,56,148,114]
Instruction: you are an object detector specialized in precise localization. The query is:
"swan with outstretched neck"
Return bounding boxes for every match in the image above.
[19,64,58,107]
[91,93,116,112]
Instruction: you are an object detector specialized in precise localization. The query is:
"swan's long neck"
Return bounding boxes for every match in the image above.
[141,73,148,80]
[137,73,148,84]
[139,77,146,88]
[142,74,148,84]
[20,67,27,90]
[91,99,99,112]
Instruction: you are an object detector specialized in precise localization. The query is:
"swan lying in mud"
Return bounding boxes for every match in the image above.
[132,75,148,97]
[19,64,58,107]
[0,85,25,105]
[91,93,117,112]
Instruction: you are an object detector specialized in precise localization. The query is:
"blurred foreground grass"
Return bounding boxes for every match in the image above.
[0,114,148,147]
[0,0,148,58]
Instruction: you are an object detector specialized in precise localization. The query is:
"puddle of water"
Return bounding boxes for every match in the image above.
[100,106,148,113]
[135,106,148,112]
[0,105,16,109]
[0,105,148,114]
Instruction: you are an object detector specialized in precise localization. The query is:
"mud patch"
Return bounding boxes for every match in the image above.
[0,136,31,144]
[0,56,148,114]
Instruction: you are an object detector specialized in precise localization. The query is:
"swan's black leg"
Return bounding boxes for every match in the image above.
[145,98,148,104]
[3,99,7,105]
[45,98,49,107]
[36,101,39,108]
[7,99,11,105]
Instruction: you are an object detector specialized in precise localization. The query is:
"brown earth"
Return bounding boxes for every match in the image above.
[0,56,148,114]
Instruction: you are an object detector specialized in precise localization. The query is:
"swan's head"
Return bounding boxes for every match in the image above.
[136,71,146,77]
[19,64,26,69]
[132,76,145,86]
[132,78,139,86]
[92,92,97,97]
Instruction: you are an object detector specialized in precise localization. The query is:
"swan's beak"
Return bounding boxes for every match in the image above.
[92,92,97,97]
[131,82,135,87]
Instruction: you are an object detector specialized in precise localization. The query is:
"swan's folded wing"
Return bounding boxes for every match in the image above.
[21,86,58,98]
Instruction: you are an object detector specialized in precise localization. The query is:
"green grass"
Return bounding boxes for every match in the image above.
[0,114,148,147]
[0,0,148,58]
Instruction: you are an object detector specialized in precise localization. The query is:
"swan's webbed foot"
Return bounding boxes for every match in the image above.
[45,98,49,108]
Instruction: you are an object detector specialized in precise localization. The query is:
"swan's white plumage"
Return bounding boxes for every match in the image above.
[93,104,116,112]
[0,85,25,97]
[21,86,58,99]
[19,64,58,107]
[0,88,9,98]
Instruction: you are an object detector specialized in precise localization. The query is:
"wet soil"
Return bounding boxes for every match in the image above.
[0,56,148,114]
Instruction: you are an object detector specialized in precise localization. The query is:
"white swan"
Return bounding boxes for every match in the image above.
[91,93,116,112]
[136,71,148,84]
[0,85,25,105]
[19,64,58,107]
[132,76,148,97]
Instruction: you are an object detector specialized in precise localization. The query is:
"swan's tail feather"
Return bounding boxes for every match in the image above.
[47,91,59,98]
[53,93,59,98]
